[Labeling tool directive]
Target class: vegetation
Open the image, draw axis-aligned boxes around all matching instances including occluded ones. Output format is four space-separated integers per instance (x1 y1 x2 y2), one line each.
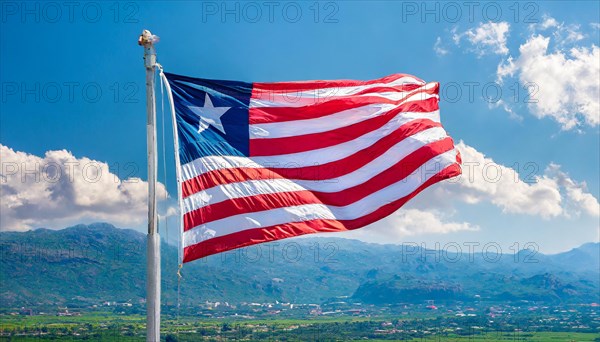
1 223 598 340
1 311 599 341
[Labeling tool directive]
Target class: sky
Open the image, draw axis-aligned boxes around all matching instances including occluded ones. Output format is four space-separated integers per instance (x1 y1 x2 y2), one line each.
1 1 598 254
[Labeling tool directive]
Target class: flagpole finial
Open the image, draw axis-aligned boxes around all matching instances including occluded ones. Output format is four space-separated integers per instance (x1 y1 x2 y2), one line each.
139 30 159 69
138 29 159 46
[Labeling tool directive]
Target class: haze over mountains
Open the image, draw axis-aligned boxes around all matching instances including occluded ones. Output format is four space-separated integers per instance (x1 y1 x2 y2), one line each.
1 223 598 308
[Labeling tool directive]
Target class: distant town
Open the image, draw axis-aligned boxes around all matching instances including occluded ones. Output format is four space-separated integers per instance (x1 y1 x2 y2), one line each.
2 299 599 341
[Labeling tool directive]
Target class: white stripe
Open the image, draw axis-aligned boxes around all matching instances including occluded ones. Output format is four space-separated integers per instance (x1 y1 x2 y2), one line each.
180 155 258 182
183 203 336 248
182 126 448 214
250 92 439 139
182 178 306 214
249 77 427 108
183 149 457 247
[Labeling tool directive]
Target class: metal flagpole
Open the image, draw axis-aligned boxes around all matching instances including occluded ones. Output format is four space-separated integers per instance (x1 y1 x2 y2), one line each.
139 29 160 342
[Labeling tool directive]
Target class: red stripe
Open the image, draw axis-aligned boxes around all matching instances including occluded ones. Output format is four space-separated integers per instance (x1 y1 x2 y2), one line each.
182 139 455 230
184 190 321 231
249 85 438 124
183 219 347 262
181 167 280 200
352 85 423 96
182 164 460 262
250 98 439 156
181 119 443 198
251 73 424 92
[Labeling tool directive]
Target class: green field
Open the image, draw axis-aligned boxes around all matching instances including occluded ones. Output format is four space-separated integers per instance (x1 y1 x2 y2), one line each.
1 313 599 341
397 332 599 341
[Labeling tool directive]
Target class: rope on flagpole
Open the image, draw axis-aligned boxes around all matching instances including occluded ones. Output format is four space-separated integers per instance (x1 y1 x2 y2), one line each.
157 65 185 338
157 64 184 267
158 66 169 247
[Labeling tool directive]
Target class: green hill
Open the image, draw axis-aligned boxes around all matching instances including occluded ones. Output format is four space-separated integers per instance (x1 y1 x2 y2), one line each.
1 223 598 308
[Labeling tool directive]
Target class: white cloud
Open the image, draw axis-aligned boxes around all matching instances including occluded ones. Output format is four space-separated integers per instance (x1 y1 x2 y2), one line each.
450 142 564 217
531 16 584 46
545 164 600 217
165 206 179 217
338 140 598 243
376 209 479 236
0 144 169 231
497 35 600 130
408 142 599 219
491 99 523 121
329 208 478 244
433 37 449 56
538 16 559 30
414 142 562 218
561 26 585 45
454 22 510 56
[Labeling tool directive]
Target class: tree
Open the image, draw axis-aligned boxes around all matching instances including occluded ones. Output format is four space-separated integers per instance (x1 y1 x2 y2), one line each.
165 333 179 342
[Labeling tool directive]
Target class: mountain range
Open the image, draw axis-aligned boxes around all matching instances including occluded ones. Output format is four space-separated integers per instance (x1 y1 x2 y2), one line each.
1 223 598 308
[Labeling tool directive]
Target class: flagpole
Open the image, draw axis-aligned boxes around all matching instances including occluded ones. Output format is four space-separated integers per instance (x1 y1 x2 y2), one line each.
139 29 160 342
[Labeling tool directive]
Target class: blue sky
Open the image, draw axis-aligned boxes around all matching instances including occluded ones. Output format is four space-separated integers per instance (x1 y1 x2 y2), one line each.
1 1 598 254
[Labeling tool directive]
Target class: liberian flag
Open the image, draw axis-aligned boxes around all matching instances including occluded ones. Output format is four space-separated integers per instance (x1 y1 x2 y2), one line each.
164 72 462 263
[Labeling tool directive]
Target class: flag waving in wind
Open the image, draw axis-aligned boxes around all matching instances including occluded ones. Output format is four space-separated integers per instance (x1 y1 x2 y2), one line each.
164 72 462 263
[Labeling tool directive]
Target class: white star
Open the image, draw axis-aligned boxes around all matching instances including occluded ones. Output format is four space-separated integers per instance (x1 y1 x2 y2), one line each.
188 93 231 134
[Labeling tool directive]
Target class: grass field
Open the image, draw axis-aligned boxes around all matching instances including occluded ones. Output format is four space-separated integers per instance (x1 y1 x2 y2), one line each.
394 332 599 341
1 313 598 341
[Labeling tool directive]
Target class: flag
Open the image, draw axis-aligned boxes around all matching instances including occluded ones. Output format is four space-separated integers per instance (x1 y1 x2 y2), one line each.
164 72 462 263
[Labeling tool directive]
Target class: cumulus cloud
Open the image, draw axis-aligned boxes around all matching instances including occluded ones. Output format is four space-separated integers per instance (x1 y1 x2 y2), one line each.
490 99 523 121
530 15 584 46
334 208 478 244
537 16 559 30
448 142 563 217
377 209 479 236
496 16 599 130
0 144 170 231
545 164 600 217
346 140 598 242
433 37 449 56
453 22 510 56
413 141 598 219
